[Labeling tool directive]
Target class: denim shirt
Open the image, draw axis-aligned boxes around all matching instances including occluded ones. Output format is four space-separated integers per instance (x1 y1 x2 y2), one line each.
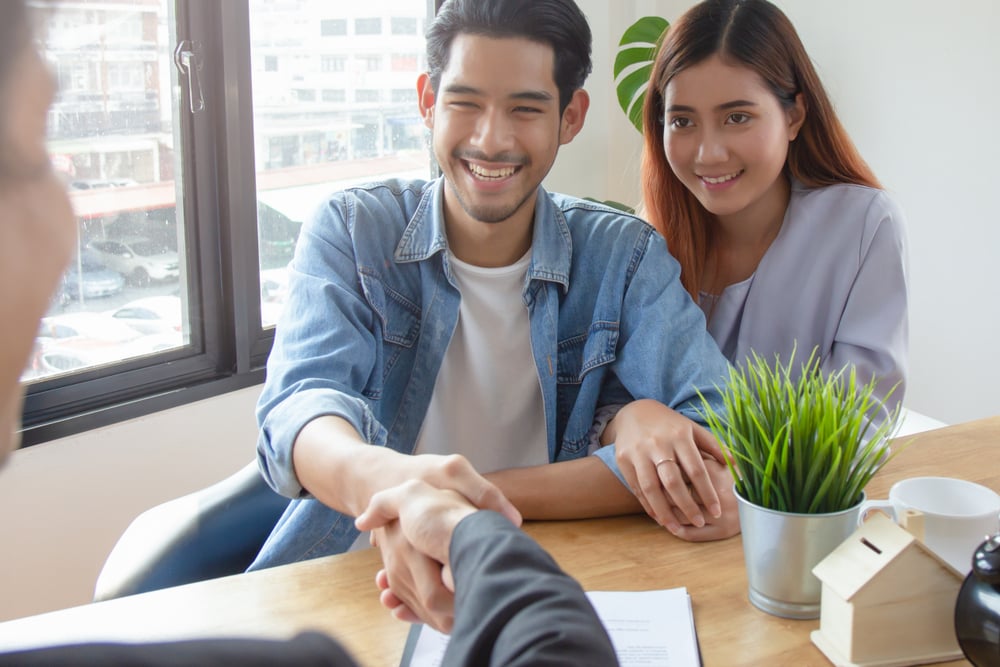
251 178 729 568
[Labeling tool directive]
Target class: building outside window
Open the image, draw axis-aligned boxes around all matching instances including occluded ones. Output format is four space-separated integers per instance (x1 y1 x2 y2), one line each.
391 17 418 35
22 0 432 446
354 17 382 35
358 55 382 71
321 89 346 103
320 55 346 72
391 53 419 72
320 18 347 36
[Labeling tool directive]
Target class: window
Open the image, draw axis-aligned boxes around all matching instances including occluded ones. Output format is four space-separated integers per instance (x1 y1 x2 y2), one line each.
320 19 346 36
391 17 418 35
321 55 345 73
391 54 418 72
22 1 433 446
391 88 417 103
354 17 381 35
358 55 382 72
355 89 381 103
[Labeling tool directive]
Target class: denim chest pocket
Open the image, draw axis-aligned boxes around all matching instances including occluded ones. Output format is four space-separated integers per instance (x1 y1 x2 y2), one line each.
359 271 421 387
556 321 619 384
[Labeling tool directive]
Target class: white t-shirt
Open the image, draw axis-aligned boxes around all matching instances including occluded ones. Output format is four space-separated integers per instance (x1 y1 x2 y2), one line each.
351 249 546 551
414 249 547 471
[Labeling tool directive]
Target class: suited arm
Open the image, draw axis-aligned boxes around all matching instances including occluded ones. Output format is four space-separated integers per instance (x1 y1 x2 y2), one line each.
0 632 356 667
443 511 618 667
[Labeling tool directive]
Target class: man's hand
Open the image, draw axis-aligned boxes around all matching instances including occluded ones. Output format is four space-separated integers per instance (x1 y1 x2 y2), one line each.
604 399 728 534
662 457 741 541
404 453 522 527
356 479 519 633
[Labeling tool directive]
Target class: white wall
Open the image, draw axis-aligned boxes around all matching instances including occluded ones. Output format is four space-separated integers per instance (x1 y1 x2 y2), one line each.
2 0 998 624
0 386 259 622
553 0 1000 425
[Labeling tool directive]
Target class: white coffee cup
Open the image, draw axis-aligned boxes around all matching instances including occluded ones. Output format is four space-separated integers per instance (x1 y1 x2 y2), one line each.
859 476 1000 573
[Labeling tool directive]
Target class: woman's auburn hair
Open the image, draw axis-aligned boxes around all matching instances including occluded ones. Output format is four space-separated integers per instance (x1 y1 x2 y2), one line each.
641 0 880 299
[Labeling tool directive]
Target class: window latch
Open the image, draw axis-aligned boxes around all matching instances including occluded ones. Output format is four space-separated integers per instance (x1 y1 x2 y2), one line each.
173 40 205 113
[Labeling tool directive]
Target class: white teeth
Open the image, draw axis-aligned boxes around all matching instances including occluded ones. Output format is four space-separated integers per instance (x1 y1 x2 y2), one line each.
702 171 742 184
468 163 517 179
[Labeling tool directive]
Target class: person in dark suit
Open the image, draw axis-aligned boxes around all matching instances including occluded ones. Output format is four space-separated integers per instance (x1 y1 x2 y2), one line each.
4 481 616 666
0 1 616 664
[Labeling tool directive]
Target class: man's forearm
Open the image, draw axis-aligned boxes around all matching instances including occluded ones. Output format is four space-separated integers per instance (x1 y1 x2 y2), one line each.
486 456 641 519
292 415 396 518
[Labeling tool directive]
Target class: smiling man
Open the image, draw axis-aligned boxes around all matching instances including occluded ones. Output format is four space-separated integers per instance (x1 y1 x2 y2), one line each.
252 0 733 633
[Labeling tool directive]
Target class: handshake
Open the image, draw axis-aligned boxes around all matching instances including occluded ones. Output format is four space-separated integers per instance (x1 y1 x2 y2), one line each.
354 455 522 634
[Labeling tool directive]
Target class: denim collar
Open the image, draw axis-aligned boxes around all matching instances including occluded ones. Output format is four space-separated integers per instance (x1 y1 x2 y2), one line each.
394 177 571 293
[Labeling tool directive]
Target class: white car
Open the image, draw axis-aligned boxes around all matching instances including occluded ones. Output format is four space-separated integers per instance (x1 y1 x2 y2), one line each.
38 312 143 344
106 296 184 336
87 237 180 285
28 312 182 380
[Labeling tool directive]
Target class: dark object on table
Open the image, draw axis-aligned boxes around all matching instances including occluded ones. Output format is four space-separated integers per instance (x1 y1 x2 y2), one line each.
955 533 1000 666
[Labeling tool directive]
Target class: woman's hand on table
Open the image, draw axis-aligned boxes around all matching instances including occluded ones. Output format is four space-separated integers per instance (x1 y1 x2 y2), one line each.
604 399 732 537
662 457 741 541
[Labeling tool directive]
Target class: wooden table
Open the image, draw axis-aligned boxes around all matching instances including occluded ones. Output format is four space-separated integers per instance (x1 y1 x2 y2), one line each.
1 416 997 665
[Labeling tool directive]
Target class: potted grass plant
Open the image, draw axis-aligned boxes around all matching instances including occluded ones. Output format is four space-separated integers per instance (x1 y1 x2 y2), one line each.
698 347 903 619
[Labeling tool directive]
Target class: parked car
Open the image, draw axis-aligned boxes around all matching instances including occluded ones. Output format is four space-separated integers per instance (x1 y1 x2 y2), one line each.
38 312 143 344
69 178 138 190
58 254 125 302
28 322 184 381
87 237 180 285
29 312 146 379
106 296 183 336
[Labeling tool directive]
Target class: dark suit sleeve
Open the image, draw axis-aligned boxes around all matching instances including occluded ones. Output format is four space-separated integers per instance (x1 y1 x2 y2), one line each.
442 511 618 667
0 630 357 666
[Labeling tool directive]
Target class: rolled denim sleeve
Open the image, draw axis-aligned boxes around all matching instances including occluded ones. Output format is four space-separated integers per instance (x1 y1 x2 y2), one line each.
255 194 387 498
592 228 730 486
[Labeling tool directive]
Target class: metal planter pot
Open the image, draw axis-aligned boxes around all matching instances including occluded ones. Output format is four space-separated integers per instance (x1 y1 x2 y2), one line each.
736 491 865 619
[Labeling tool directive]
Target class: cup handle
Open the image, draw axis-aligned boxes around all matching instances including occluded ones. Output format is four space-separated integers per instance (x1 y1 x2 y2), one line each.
858 499 896 527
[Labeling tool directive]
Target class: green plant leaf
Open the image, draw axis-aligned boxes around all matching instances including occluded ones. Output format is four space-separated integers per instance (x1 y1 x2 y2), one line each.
613 16 669 133
615 65 655 132
698 344 905 514
616 15 670 57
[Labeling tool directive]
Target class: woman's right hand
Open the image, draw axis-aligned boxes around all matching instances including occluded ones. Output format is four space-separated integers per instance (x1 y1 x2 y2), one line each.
604 399 730 535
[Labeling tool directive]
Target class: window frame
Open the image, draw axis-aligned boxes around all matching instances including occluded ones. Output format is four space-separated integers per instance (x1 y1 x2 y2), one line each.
21 1 267 446
21 0 439 448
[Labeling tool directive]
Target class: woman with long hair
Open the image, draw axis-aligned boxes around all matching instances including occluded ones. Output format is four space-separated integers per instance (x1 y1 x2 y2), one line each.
601 0 907 541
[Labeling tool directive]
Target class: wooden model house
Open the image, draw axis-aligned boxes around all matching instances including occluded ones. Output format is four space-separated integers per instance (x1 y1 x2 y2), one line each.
810 512 965 667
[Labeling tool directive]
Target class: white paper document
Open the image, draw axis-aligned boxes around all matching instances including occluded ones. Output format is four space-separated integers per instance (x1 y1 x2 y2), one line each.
400 588 700 667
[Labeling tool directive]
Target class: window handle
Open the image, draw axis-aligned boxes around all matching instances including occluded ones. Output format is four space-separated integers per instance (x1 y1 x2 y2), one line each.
174 40 205 113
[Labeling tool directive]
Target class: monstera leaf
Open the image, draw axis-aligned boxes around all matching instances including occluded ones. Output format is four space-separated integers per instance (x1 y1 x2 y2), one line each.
613 16 669 133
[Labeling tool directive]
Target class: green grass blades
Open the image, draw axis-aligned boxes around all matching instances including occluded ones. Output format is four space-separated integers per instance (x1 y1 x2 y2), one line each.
697 345 903 514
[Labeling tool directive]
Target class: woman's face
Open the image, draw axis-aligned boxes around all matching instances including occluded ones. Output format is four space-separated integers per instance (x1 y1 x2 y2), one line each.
661 54 805 225
0 41 76 463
